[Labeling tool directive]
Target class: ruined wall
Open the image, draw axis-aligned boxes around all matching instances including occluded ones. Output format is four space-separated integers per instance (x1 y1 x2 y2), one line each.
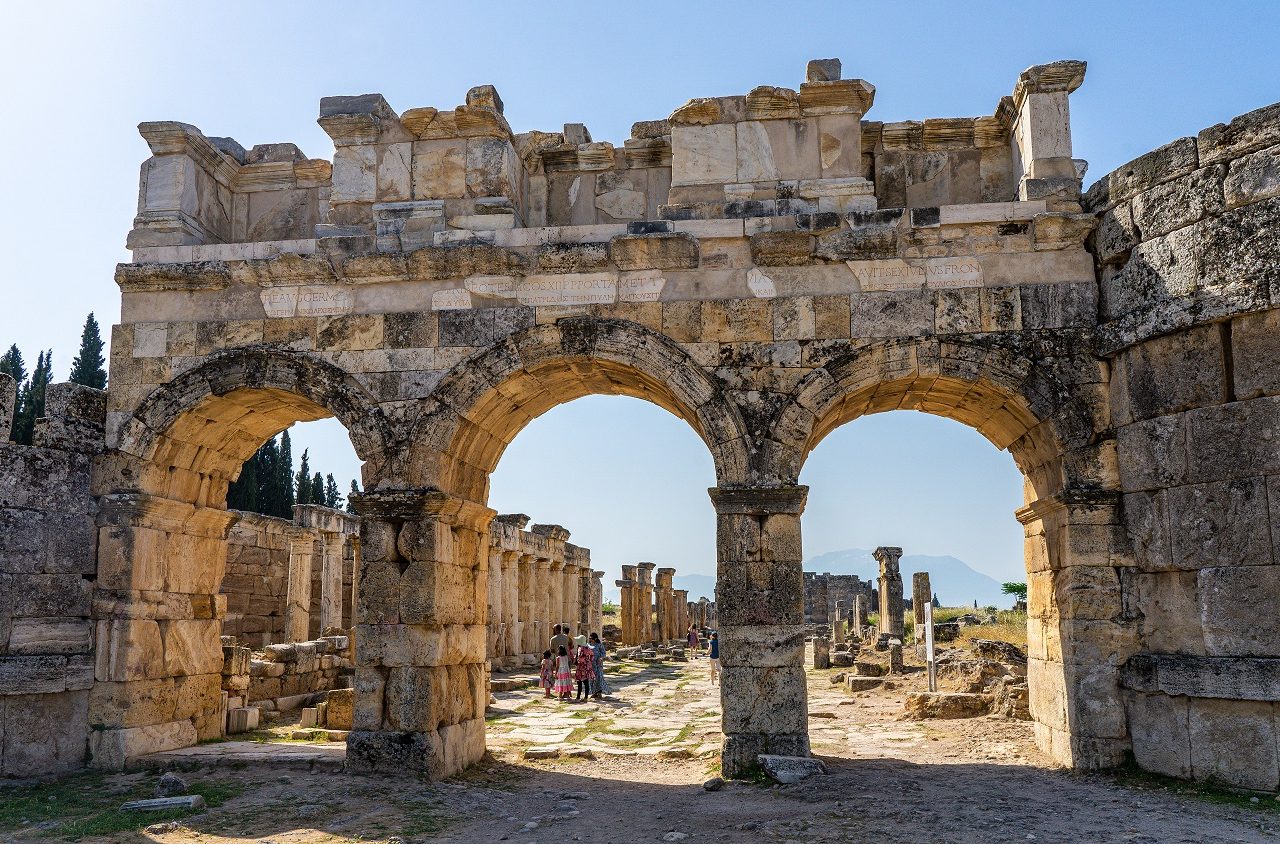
803 572 874 623
0 384 102 776
222 512 294 647
1087 103 1280 792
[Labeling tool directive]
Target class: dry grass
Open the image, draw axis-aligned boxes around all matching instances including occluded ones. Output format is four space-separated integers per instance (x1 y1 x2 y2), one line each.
956 610 1029 648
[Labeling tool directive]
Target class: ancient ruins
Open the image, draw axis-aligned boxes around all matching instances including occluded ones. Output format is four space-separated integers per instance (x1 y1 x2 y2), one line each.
1 55 1278 794
614 563 711 646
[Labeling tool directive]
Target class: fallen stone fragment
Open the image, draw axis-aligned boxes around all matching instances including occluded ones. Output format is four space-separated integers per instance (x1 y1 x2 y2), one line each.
904 691 992 719
703 777 724 791
523 745 561 759
757 754 829 784
662 833 689 841
122 796 206 812
846 677 882 692
155 771 188 797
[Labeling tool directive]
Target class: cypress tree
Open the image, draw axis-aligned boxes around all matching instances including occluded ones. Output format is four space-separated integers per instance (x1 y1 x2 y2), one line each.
310 471 324 507
295 449 312 505
347 480 360 514
14 351 51 445
227 453 259 511
255 437 281 517
279 430 295 512
0 345 26 384
68 313 107 389
324 474 341 508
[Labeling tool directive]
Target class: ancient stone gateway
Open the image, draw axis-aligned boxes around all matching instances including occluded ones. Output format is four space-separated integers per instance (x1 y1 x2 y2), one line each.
4 56 1268 787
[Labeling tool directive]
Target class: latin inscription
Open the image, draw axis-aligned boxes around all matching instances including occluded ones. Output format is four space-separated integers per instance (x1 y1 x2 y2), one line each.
846 258 983 291
261 287 355 318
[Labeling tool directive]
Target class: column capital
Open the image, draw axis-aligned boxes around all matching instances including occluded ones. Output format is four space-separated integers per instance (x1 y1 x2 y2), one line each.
1012 59 1087 108
708 485 808 516
349 488 495 530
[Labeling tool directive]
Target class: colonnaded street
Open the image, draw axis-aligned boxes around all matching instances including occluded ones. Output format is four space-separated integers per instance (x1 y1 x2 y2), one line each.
2 649 1274 843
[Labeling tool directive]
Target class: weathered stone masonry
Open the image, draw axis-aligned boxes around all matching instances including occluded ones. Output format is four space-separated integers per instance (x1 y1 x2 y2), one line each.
2 57 1278 789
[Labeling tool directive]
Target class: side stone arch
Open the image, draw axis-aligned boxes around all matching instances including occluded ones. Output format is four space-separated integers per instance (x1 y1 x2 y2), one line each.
113 347 398 503
407 316 753 501
769 335 1134 770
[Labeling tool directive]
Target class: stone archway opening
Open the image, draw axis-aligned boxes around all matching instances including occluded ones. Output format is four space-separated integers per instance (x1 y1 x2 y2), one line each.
89 351 389 768
784 341 1133 771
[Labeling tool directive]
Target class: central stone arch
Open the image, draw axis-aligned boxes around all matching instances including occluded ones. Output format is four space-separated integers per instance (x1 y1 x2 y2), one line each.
347 317 762 777
771 336 1134 768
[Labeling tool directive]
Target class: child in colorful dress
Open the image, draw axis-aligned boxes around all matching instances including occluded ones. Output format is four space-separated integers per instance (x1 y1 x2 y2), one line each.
554 645 573 700
539 649 554 698
573 635 594 701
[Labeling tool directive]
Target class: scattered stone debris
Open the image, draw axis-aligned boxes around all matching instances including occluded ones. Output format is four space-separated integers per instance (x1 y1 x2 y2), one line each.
122 795 206 812
703 777 724 791
155 771 188 797
904 692 993 720
758 754 829 784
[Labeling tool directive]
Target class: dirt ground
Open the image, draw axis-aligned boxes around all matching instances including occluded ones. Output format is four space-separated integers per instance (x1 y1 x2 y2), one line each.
3 651 1278 843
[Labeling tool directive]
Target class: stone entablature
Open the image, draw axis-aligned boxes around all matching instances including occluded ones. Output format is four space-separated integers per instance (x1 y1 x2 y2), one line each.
486 515 603 667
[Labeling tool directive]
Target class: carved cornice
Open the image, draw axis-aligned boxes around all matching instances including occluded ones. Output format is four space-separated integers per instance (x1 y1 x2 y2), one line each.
709 485 809 516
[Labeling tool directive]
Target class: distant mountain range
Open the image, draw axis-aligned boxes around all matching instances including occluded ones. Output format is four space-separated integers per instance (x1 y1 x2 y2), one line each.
602 549 1008 609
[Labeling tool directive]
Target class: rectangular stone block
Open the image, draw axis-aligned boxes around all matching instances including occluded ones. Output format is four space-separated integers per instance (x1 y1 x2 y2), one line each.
1167 477 1272 570
1124 691 1192 779
0 690 89 776
672 124 737 186
7 618 93 655
1197 564 1280 656
1187 697 1280 791
89 719 197 769
1109 325 1224 426
719 664 807 735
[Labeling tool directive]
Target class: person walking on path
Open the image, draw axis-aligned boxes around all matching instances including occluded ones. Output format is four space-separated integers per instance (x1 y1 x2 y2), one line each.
554 645 573 700
573 635 594 702
686 624 699 657
589 632 610 699
708 631 720 685
538 650 554 698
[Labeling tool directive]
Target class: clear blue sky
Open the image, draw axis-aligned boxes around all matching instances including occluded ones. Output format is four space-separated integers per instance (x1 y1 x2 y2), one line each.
3 1 1277 583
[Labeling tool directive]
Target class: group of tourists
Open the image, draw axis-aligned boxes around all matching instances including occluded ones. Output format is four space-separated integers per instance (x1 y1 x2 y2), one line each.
539 625 611 702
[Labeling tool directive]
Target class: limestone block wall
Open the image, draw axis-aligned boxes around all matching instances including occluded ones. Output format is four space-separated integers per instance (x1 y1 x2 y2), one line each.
222 513 295 646
1087 102 1280 791
0 384 103 777
222 507 358 647
803 572 873 623
246 635 352 708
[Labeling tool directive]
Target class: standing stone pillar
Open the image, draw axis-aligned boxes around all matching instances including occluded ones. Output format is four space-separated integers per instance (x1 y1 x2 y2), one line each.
318 532 344 634
563 561 581 635
912 571 931 646
548 560 566 638
589 571 605 635
347 490 492 779
697 597 709 629
875 546 905 640
502 551 520 662
854 594 869 633
673 589 689 640
518 554 537 657
710 486 810 777
88 494 237 767
284 531 318 642
534 557 553 651
486 546 503 661
832 600 846 645
636 562 656 643
619 564 638 644
655 567 675 642
813 636 831 669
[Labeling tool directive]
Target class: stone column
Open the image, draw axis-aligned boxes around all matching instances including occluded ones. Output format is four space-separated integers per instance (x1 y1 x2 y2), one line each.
832 600 846 645
285 532 318 642
347 490 491 779
875 546 905 640
854 594 869 632
912 572 931 644
1009 60 1087 199
548 560 566 639
710 486 810 777
636 562 656 643
616 575 635 644
502 551 520 662
697 597 709 629
655 567 675 641
673 589 689 640
563 561 580 636
88 494 236 768
589 571 605 635
619 564 638 644
518 554 537 657
535 557 553 651
318 532 344 634
486 545 503 661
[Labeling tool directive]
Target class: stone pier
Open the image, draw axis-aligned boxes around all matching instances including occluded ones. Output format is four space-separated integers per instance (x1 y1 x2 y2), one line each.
875 547 905 641
655 567 676 641
636 563 656 643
